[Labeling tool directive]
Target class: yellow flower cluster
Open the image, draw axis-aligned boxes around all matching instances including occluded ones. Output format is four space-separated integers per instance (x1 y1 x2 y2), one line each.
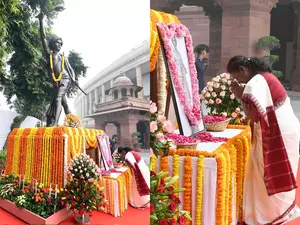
63 113 82 128
150 155 157 172
150 9 181 72
153 125 251 224
195 156 204 225
173 155 180 197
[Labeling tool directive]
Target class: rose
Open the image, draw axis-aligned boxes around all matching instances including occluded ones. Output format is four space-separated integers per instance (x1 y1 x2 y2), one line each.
200 94 205 100
212 92 217 98
204 100 208 104
162 121 174 133
221 112 227 117
208 99 214 104
235 108 241 113
157 184 164 192
220 91 226 97
169 218 176 225
88 178 94 183
169 202 177 211
150 204 155 213
159 218 168 225
216 98 222 104
178 215 186 225
150 121 158 133
207 81 213 87
205 92 211 98
157 114 166 123
208 87 213 92
221 85 226 90
231 112 237 118
155 133 165 142
225 73 231 79
213 82 220 88
230 93 235 99
150 102 157 114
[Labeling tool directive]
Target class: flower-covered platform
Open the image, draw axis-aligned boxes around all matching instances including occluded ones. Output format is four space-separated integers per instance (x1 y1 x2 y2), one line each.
4 127 104 188
151 125 251 225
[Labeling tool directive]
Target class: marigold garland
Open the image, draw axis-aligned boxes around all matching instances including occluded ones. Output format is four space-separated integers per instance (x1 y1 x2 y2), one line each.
172 155 180 197
150 155 157 172
195 155 204 225
183 156 192 225
150 9 181 72
160 156 169 173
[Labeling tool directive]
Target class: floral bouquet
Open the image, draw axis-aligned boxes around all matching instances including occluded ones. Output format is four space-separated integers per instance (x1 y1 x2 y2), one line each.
67 153 101 180
61 153 107 222
150 102 175 157
150 171 191 225
200 73 249 124
63 113 82 128
0 174 64 218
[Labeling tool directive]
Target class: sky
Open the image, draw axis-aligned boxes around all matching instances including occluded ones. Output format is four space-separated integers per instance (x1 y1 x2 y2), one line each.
0 0 149 119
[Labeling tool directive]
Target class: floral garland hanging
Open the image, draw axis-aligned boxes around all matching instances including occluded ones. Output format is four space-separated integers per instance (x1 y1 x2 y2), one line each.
50 50 65 86
157 22 201 126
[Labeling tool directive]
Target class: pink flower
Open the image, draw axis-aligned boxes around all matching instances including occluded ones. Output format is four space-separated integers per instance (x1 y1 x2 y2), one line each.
201 89 206 94
220 73 225 78
208 87 213 92
162 121 174 133
200 94 205 100
221 85 226 90
230 93 235 99
157 114 166 123
205 92 211 98
155 133 165 142
150 148 153 157
220 91 226 97
150 102 157 114
216 98 222 104
88 178 94 183
221 112 227 117
231 112 237 118
207 81 213 87
204 100 208 104
213 82 220 88
227 80 231 85
212 92 217 98
235 108 241 113
208 99 214 104
150 121 158 132
225 73 231 79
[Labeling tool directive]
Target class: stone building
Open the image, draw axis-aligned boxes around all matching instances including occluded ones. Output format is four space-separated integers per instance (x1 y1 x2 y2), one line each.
74 41 150 148
151 0 300 90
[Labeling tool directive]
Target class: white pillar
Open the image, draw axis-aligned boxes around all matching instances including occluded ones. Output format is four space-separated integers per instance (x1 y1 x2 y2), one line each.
136 66 143 99
81 99 84 119
102 85 105 103
88 92 92 115
94 88 98 105
110 79 114 88
83 97 86 117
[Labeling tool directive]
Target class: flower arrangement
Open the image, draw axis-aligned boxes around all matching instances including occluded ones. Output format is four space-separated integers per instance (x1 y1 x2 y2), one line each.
60 153 107 222
204 115 227 124
150 102 175 157
150 171 191 225
167 132 228 144
200 73 241 115
64 113 82 128
0 174 64 218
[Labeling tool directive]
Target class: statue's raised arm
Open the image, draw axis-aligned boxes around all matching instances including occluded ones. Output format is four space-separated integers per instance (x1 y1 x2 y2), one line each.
37 12 49 58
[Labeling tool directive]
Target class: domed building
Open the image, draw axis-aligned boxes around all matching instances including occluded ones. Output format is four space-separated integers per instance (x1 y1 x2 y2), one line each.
74 41 149 148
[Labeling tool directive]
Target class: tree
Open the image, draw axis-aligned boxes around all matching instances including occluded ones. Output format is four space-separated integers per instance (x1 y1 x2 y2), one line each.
0 0 87 120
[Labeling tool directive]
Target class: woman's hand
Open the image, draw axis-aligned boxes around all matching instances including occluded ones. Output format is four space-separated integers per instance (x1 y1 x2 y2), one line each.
230 80 244 99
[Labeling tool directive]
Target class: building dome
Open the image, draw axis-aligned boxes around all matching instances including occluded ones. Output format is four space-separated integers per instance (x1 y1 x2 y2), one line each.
113 75 133 87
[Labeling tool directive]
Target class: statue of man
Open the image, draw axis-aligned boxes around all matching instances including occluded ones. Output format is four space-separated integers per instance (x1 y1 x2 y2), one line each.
37 12 78 127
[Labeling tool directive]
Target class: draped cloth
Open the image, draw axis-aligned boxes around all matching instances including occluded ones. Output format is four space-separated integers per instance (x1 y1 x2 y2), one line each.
125 151 150 208
241 73 300 224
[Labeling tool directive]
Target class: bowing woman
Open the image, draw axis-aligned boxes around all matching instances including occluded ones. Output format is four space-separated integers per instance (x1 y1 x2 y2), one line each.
227 56 300 225
118 147 150 208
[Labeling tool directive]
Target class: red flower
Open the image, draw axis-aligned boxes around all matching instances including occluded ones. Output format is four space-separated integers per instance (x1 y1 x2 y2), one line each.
169 218 176 225
151 171 156 176
160 179 165 185
175 196 181 204
169 194 176 200
159 218 168 225
150 204 155 213
92 197 96 201
168 186 174 191
157 184 164 192
47 199 51 203
82 195 86 199
178 215 186 225
71 201 76 205
169 202 177 212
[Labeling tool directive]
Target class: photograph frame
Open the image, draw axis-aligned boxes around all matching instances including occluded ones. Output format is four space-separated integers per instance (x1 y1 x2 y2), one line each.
157 22 205 137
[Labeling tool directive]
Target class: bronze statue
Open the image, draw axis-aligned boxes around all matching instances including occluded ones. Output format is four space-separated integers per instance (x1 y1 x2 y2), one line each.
37 12 78 127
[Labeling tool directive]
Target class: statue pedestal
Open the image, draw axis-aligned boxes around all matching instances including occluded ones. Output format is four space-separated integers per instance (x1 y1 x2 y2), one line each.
4 127 104 188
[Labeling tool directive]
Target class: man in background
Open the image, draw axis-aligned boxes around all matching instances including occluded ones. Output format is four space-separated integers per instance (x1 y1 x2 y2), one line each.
195 44 209 93
109 135 117 155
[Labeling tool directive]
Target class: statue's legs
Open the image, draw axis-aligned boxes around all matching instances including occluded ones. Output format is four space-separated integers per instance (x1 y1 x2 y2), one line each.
62 95 71 115
53 86 67 126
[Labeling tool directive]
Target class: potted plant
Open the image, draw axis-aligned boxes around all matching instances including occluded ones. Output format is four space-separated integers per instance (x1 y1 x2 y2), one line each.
60 153 107 225
256 36 283 79
150 171 191 225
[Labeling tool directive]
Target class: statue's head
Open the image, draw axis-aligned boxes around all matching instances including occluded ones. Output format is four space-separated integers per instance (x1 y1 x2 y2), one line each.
49 36 63 52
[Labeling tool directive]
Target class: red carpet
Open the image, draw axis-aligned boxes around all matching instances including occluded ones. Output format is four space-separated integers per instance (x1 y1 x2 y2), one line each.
0 206 149 225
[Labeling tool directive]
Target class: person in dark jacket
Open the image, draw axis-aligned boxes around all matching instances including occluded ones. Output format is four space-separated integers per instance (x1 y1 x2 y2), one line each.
195 44 209 93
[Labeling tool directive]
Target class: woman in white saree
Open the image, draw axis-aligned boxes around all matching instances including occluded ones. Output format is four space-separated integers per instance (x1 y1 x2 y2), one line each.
118 147 150 208
227 56 300 225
